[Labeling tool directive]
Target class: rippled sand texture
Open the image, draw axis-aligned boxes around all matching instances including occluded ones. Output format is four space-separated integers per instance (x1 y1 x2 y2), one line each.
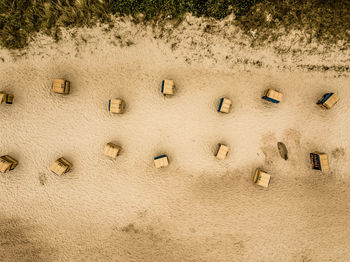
0 16 349 261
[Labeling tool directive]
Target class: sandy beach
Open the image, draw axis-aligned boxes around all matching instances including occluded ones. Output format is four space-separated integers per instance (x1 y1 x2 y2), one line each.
0 16 350 261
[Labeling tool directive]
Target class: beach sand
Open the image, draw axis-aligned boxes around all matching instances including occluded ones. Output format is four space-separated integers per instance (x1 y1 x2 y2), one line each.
0 15 349 261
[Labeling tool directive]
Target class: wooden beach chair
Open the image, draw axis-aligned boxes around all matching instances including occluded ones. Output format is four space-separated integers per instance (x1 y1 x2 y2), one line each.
317 93 339 109
52 79 70 94
262 88 283 103
154 154 169 168
0 155 18 173
310 152 329 171
216 144 229 160
161 80 175 96
108 99 125 114
218 98 232 113
50 157 73 175
0 92 14 104
103 142 121 159
253 169 271 188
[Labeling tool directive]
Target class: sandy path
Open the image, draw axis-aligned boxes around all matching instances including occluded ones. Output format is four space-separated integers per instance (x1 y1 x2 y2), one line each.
0 17 350 261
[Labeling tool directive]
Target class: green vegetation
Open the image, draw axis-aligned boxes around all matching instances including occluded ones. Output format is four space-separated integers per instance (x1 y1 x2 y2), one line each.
0 0 349 49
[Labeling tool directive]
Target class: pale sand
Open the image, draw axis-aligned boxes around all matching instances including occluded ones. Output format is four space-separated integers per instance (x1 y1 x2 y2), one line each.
0 15 350 261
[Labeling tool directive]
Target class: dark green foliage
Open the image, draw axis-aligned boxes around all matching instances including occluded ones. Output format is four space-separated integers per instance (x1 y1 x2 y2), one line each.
0 0 348 49
107 0 258 19
0 0 46 49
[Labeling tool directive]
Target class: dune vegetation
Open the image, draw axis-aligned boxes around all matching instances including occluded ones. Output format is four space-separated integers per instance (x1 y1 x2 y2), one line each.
0 0 349 49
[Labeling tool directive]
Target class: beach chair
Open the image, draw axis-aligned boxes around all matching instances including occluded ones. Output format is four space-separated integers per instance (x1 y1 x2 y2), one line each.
103 142 121 159
0 93 14 104
317 93 339 109
262 89 283 103
108 99 125 114
50 157 73 175
0 155 18 173
161 80 175 96
6 94 14 104
253 169 271 188
310 152 329 171
154 154 169 168
0 92 4 104
52 79 70 94
216 144 229 160
218 98 232 113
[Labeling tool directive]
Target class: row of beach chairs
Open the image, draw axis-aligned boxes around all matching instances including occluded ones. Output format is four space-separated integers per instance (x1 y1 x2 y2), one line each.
1 79 340 111
0 147 330 188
